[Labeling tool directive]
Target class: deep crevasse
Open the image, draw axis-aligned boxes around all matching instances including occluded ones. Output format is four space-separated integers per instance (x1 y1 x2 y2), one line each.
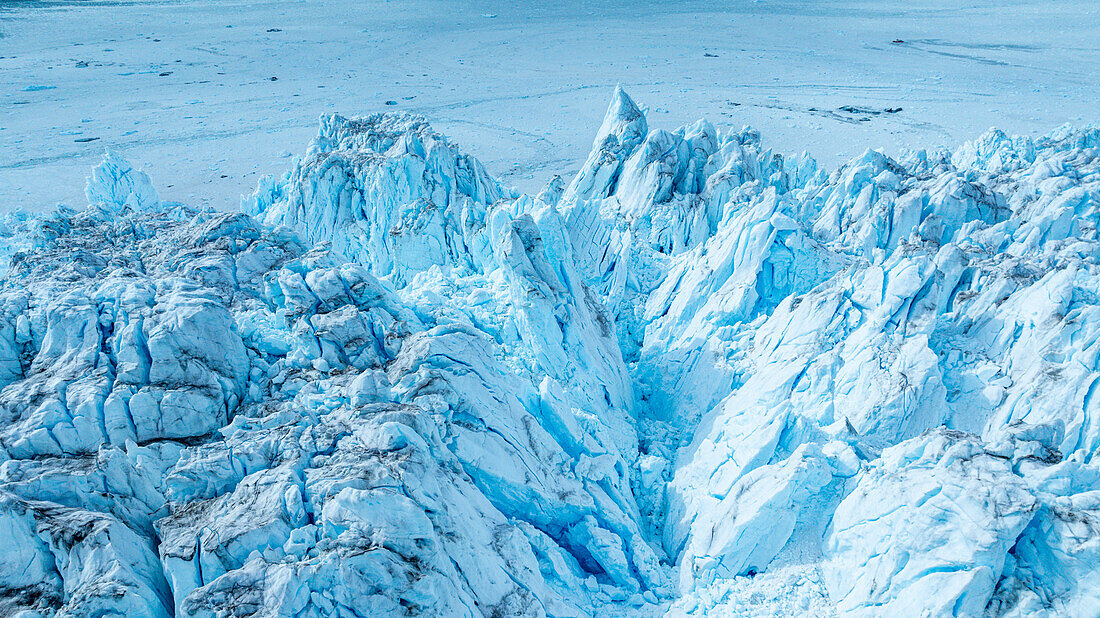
0 88 1097 617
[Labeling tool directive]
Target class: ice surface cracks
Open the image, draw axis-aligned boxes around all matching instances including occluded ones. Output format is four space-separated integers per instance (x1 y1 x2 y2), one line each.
0 90 1099 616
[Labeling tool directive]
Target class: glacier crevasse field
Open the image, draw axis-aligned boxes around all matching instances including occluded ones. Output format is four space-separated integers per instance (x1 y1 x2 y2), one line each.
0 88 1098 616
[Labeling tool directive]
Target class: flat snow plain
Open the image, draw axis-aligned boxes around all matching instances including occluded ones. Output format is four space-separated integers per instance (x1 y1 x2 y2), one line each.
1 0 1098 210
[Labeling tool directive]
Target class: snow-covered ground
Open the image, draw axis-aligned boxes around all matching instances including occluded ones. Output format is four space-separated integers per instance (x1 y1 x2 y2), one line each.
2 0 1098 211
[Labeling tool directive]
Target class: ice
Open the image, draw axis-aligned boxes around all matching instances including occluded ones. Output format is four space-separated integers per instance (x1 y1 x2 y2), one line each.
248 113 513 287
679 443 833 592
821 429 1037 616
994 484 1100 617
84 149 160 213
1 91 1099 616
562 85 649 206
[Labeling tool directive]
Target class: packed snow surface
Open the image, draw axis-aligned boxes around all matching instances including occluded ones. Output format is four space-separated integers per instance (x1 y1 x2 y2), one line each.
2 0 1099 210
2 88 1100 617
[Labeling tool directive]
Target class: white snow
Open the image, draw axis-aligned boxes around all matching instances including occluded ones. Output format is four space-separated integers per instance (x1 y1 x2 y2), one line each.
2 0 1098 211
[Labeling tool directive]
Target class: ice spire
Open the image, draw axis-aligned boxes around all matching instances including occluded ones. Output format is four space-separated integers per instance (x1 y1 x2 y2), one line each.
85 149 160 212
561 85 649 205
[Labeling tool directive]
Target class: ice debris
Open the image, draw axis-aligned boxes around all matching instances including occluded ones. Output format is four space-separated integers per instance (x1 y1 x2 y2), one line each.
0 92 1097 617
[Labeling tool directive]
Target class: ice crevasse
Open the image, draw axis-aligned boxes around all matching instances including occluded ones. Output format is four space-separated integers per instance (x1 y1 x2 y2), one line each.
0 87 1098 617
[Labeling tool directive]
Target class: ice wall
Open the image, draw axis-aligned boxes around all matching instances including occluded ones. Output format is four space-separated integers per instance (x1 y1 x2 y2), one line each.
0 90 1098 617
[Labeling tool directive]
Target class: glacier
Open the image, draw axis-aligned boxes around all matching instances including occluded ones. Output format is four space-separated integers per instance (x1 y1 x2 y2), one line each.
0 87 1098 617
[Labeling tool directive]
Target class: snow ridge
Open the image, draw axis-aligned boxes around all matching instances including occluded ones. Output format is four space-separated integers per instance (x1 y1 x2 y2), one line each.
0 90 1098 617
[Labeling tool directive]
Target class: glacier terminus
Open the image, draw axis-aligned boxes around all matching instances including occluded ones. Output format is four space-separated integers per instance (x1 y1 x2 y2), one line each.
0 87 1098 617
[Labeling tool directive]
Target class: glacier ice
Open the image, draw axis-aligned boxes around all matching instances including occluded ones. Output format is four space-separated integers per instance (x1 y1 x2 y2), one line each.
1 89 1099 616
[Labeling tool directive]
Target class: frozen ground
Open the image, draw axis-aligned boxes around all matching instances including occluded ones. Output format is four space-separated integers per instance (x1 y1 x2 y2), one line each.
1 0 1098 211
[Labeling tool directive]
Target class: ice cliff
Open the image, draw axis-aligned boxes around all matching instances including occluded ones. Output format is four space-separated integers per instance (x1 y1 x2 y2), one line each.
0 88 1098 617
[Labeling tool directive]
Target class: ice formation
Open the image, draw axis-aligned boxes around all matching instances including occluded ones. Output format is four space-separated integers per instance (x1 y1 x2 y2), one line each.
1 88 1099 617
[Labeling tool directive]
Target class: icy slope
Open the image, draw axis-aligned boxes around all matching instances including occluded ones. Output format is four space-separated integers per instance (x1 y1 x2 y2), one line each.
0 90 1099 617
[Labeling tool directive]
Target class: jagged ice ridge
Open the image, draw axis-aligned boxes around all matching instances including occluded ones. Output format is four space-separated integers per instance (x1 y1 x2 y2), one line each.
0 87 1098 617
